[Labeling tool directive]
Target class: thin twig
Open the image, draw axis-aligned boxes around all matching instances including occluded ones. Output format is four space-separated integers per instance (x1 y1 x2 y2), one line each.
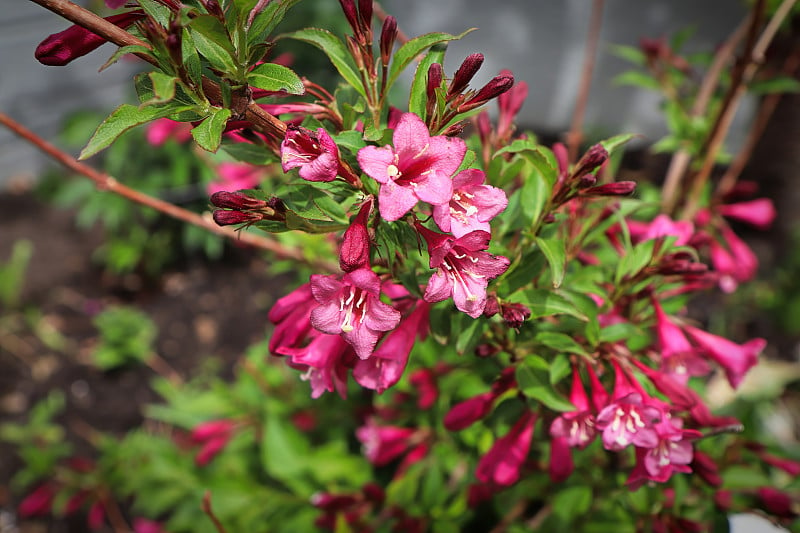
202 491 229 533
660 17 750 213
682 0 797 219
565 0 605 163
716 46 800 196
0 112 336 270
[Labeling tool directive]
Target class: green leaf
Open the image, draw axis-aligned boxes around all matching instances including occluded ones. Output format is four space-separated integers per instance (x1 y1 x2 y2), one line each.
247 0 302 47
247 63 304 94
600 133 637 157
612 70 661 90
549 353 571 385
749 76 800 95
387 29 475 92
282 28 365 98
79 104 188 159
191 107 232 152
552 486 593 522
409 47 446 118
146 71 177 104
455 315 484 355
614 238 656 284
509 289 589 321
100 44 153 72
284 211 348 233
190 15 237 73
535 237 566 288
221 141 275 164
534 331 589 356
516 359 575 412
261 417 312 493
609 44 647 66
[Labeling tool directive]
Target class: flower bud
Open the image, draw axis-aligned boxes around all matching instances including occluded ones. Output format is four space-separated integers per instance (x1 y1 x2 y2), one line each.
339 197 373 272
212 210 264 226
581 181 637 197
500 302 531 330
571 144 609 181
457 74 515 112
447 53 484 99
338 0 360 37
210 191 268 210
380 16 397 67
426 63 444 119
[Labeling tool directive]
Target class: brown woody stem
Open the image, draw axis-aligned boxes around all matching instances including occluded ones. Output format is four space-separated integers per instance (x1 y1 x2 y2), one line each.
0 112 335 269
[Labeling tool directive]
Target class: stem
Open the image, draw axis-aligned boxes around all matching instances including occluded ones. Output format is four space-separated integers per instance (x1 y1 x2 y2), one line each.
202 491 229 533
716 46 800 196
0 112 335 270
660 17 749 213
565 0 605 163
682 0 796 219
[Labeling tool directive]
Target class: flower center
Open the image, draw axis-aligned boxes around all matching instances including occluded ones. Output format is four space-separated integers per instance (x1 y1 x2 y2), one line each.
339 285 367 332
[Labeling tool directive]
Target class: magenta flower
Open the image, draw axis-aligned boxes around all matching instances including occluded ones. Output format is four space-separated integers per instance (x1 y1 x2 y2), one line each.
356 418 416 466
652 298 710 384
683 324 765 389
496 69 528 141
278 333 351 398
310 269 401 359
719 198 776 230
267 283 316 354
416 224 510 318
476 411 536 487
595 362 661 451
353 302 428 393
432 169 508 237
281 126 340 182
628 214 694 246
35 11 144 66
146 118 192 146
357 113 466 221
642 417 698 481
207 162 264 195
18 483 55 518
548 436 575 482
710 226 758 293
444 392 496 431
190 419 236 466
339 197 373 273
133 518 167 533
549 366 597 449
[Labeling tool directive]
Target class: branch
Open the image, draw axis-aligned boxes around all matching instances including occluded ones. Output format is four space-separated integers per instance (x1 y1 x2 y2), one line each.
0 112 335 270
202 492 229 533
565 0 605 163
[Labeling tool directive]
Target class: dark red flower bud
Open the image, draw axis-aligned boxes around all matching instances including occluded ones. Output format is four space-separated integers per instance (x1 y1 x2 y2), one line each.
691 451 722 487
357 0 373 38
448 53 484 98
441 122 466 137
500 302 531 330
338 0 360 37
201 0 225 20
18 484 55 518
475 343 500 358
571 144 609 181
577 175 598 189
714 490 733 510
426 63 444 119
457 74 515 112
362 482 385 505
444 392 494 431
339 197 373 272
757 487 796 518
35 11 144 66
483 295 500 317
212 210 264 226
582 181 637 197
380 16 398 67
210 191 268 210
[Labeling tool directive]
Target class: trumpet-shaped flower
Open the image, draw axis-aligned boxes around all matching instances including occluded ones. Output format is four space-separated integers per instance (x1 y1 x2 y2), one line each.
416 224 510 318
432 169 508 237
310 269 401 359
281 126 340 182
358 113 466 221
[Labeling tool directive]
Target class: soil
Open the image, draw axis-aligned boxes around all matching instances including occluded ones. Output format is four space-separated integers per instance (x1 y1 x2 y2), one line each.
0 186 285 532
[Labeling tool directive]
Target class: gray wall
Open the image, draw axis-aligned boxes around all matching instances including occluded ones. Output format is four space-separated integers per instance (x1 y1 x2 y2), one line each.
1 1 750 186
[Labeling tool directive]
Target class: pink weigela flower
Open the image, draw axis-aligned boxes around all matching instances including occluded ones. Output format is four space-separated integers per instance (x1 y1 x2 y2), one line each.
432 168 508 237
281 126 340 182
357 112 466 221
416 223 510 318
310 269 401 359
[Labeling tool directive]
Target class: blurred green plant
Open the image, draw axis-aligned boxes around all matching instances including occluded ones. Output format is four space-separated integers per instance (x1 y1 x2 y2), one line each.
90 306 158 371
0 240 33 309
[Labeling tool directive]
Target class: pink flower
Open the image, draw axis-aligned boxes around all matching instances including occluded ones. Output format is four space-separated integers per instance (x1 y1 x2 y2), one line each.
444 392 495 431
710 226 759 292
409 368 439 409
133 518 167 533
18 483 55 518
628 214 694 246
190 419 236 466
353 302 428 393
652 299 710 384
357 113 466 221
475 411 536 487
146 118 192 146
356 418 416 466
416 224 510 318
549 366 597 449
548 436 575 482
639 417 698 483
281 126 340 182
267 283 316 354
496 69 528 141
88 501 106 530
432 169 508 237
278 333 351 398
207 162 264 195
35 11 144 66
310 269 401 359
719 198 776 230
683 325 765 389
595 363 661 451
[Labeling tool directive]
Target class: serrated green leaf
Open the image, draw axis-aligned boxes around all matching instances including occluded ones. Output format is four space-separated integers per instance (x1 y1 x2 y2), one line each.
79 104 189 159
247 63 304 94
387 29 475 92
191 107 232 152
282 28 365 98
190 15 237 73
100 44 153 72
535 237 566 288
